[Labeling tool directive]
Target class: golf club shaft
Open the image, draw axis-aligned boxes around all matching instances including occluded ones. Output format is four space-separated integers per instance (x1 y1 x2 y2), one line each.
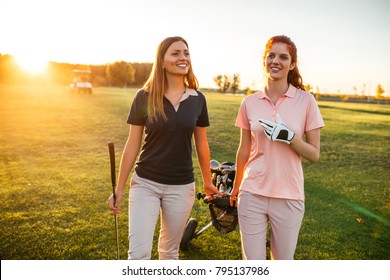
114 215 119 259
108 142 120 260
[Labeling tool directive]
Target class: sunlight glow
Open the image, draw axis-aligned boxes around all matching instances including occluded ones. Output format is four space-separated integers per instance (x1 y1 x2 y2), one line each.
1 0 389 94
14 54 48 74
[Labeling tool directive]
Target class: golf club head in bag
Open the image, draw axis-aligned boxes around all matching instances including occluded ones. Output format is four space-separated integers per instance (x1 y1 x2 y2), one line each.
211 161 236 195
209 160 238 234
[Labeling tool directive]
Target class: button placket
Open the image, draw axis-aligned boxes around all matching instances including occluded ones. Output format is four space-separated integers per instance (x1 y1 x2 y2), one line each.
273 96 286 121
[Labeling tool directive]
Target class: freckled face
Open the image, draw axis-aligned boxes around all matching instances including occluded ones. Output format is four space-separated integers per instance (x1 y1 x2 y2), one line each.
162 41 191 76
265 42 295 82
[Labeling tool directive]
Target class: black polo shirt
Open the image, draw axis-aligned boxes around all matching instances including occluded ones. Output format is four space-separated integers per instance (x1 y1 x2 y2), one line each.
127 88 210 185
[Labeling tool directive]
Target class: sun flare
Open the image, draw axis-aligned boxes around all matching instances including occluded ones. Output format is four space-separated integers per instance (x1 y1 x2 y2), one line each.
14 54 48 74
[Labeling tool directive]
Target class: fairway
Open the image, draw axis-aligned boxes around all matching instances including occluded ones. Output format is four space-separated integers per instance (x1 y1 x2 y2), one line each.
0 84 389 260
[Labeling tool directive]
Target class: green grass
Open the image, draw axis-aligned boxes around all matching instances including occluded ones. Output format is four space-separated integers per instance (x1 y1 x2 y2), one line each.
0 84 389 260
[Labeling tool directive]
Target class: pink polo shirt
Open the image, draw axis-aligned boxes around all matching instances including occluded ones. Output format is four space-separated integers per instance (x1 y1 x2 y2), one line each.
235 84 324 201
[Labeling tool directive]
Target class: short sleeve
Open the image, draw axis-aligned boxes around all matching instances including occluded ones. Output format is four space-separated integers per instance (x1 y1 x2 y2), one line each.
305 94 325 131
127 89 148 125
235 97 250 130
196 92 210 127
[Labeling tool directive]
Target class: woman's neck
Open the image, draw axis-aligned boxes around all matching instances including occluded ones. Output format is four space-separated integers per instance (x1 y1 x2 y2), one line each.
266 80 289 98
166 76 186 95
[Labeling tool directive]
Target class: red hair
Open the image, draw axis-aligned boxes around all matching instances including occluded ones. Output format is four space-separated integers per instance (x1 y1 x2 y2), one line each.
263 35 305 90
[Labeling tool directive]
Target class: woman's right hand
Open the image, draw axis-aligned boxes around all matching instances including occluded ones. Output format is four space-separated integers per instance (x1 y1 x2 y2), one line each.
229 187 239 207
108 189 123 215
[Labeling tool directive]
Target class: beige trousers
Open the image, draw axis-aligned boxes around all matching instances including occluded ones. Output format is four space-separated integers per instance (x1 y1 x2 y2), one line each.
128 172 195 260
238 191 305 260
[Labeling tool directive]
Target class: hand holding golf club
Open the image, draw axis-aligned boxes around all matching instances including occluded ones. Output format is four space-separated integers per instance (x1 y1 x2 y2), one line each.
259 113 295 144
108 191 123 215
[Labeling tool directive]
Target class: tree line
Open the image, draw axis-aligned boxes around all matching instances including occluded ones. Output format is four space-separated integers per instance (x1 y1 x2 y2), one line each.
0 53 242 92
0 54 153 87
1 53 386 99
0 53 244 93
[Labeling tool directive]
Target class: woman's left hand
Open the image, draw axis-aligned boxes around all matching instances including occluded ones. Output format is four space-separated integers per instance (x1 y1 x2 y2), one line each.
203 182 222 198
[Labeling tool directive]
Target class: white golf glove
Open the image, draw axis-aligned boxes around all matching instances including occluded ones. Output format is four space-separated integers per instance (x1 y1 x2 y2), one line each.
259 113 295 144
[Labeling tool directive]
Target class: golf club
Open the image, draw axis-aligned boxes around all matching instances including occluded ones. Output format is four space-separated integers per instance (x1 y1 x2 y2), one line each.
108 142 120 260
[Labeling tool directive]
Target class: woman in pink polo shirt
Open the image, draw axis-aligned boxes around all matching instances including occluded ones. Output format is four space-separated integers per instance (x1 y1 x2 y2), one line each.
230 35 325 260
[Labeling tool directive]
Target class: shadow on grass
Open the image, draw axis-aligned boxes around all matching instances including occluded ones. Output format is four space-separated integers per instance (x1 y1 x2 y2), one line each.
303 181 390 259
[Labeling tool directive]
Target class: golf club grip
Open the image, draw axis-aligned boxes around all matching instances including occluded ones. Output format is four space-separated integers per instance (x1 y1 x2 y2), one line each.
108 142 116 189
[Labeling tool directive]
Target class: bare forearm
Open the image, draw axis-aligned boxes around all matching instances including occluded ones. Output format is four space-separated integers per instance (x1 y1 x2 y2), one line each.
232 128 251 192
194 133 212 185
194 127 221 196
116 142 140 191
290 129 321 162
116 125 143 191
233 146 249 189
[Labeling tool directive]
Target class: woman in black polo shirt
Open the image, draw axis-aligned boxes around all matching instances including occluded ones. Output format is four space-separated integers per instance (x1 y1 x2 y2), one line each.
108 36 220 260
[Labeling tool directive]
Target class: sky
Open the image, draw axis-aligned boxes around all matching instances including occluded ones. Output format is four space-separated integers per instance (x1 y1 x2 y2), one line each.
1 0 389 95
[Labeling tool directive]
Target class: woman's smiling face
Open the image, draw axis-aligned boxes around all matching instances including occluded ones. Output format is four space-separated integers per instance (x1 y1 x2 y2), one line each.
162 40 191 76
265 42 295 82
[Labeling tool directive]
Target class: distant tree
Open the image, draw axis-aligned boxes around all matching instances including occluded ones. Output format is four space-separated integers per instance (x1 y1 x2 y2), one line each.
214 75 223 92
361 83 366 96
245 87 253 95
92 76 108 87
106 61 135 87
353 86 358 95
47 61 74 85
214 74 240 93
305 84 313 93
222 75 231 93
315 86 321 101
90 64 108 86
230 74 240 93
131 62 153 86
376 84 385 99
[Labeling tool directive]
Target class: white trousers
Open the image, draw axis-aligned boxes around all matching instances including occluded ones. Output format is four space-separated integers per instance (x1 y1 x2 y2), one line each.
128 172 195 260
238 191 305 260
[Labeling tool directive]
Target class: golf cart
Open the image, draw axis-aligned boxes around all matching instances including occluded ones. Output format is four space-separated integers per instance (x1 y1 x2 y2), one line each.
70 69 93 94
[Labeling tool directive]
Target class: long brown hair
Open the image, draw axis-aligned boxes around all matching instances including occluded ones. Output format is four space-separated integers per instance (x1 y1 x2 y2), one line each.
143 36 199 122
263 35 305 90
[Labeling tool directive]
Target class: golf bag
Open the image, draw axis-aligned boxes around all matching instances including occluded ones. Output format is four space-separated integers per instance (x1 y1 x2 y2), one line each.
179 160 238 251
